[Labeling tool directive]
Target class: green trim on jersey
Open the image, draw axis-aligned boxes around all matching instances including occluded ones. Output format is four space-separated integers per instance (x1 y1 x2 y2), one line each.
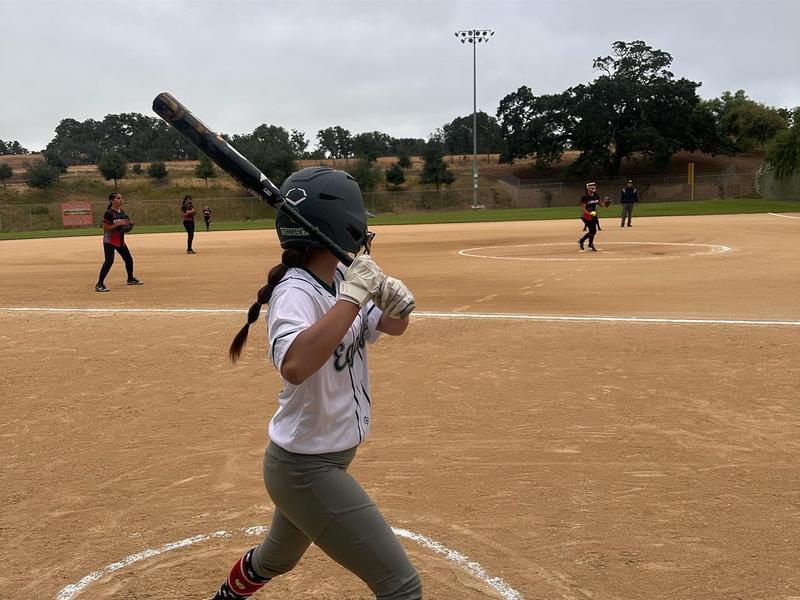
301 267 336 297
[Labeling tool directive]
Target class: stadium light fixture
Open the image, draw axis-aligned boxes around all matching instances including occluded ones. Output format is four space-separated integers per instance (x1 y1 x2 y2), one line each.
454 29 495 209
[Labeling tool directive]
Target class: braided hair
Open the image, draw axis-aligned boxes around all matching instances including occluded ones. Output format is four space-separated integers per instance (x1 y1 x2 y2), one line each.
229 247 309 362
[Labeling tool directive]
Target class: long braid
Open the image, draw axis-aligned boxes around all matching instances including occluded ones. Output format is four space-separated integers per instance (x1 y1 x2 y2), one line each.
229 247 308 362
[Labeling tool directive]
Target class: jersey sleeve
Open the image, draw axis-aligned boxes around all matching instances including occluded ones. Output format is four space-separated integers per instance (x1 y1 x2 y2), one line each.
103 209 114 225
267 285 322 371
362 301 383 344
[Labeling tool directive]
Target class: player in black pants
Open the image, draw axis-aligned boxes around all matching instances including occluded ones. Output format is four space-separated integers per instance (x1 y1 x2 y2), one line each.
578 183 602 251
181 195 197 253
95 192 143 292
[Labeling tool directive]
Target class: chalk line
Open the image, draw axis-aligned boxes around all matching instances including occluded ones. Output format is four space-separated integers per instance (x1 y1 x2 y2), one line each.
55 525 523 600
458 241 731 262
2 306 798 326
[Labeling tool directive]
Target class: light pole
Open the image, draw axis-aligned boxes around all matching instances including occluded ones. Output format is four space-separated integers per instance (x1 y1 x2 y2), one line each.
455 29 494 209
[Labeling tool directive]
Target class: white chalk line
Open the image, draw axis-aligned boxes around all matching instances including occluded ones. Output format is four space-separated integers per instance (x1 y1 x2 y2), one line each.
458 241 732 262
55 525 523 600
768 212 800 219
2 306 798 326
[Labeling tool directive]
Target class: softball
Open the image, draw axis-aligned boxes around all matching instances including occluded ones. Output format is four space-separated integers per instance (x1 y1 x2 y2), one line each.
590 211 597 217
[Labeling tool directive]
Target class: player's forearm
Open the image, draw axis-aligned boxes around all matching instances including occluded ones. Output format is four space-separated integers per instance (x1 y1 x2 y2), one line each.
280 301 360 384
377 313 409 336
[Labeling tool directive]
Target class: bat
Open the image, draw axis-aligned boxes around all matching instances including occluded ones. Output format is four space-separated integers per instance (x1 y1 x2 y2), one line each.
152 92 353 266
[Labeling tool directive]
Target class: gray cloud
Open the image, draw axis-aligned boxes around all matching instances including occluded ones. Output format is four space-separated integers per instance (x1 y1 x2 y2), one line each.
1 0 798 151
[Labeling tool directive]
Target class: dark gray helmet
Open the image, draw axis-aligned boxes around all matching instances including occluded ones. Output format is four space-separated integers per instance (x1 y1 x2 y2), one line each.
276 167 371 254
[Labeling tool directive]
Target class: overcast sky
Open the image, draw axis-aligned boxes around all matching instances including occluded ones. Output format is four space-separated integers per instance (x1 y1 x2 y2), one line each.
2 0 798 151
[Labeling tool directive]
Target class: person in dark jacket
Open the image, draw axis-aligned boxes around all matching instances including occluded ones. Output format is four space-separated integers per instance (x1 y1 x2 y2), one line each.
620 180 639 227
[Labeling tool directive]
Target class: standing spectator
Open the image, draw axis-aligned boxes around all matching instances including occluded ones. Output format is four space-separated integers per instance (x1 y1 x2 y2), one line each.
620 179 639 227
95 192 143 292
181 194 197 253
202 205 212 231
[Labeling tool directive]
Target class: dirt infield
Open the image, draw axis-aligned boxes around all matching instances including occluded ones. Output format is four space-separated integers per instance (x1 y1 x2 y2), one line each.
1 214 799 599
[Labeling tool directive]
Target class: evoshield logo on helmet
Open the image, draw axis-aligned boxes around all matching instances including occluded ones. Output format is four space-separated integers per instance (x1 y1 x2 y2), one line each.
283 187 308 207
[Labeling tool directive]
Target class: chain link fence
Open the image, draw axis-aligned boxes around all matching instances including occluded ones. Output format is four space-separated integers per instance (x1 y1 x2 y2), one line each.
501 172 758 208
0 172 760 233
0 189 510 233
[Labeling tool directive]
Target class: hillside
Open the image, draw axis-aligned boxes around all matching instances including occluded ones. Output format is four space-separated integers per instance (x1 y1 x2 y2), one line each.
0 150 766 205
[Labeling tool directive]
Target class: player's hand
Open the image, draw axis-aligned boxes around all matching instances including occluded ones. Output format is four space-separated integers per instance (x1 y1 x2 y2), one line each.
338 255 385 307
376 276 415 319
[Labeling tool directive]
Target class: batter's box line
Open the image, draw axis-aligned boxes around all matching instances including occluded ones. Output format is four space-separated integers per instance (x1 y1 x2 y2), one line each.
55 525 524 600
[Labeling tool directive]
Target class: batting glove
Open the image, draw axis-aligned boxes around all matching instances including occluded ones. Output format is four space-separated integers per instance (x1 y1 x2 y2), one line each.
376 276 416 319
338 255 386 307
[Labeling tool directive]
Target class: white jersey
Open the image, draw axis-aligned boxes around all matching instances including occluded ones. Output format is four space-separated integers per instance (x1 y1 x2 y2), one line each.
266 265 383 454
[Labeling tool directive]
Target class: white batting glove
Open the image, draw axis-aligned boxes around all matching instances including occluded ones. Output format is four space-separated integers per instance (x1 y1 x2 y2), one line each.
338 255 386 307
376 276 416 319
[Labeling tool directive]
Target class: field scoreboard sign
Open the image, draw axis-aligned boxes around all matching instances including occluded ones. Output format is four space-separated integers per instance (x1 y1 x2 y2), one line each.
61 202 93 227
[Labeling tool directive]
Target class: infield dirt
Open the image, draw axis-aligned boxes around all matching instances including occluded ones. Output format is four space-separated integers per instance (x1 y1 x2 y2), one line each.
1 214 798 599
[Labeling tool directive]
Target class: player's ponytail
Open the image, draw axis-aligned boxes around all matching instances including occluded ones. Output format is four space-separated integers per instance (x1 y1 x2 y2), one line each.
229 247 309 363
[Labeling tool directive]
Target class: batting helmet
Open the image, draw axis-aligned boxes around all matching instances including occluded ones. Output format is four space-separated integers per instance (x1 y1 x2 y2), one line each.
276 167 372 254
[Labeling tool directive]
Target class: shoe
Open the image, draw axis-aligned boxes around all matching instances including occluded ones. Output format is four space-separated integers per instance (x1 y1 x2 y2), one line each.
95 283 109 292
187 249 197 254
621 224 625 227
588 247 598 252
127 278 144 285
627 223 632 227
578 238 585 251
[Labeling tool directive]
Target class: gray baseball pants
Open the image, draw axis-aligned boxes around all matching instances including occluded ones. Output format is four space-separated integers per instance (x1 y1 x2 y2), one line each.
621 203 634 225
250 441 422 599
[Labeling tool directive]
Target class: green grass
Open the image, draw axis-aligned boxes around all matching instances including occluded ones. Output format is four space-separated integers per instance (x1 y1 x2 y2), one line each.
1 198 797 241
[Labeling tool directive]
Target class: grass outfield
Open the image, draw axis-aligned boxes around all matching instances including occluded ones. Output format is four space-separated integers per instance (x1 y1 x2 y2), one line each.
1 198 798 241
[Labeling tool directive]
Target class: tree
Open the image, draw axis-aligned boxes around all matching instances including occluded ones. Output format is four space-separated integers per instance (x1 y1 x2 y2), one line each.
765 109 800 180
349 158 382 192
43 113 198 166
290 129 309 158
420 138 455 189
708 90 789 152
352 131 393 162
385 163 405 189
98 151 127 189
43 150 69 174
496 86 568 167
397 150 412 169
316 127 338 159
25 162 60 190
0 163 12 189
570 40 706 174
496 41 712 175
231 124 296 184
132 163 143 174
442 112 503 157
391 138 426 157
0 140 29 155
148 161 168 180
195 154 216 186
316 126 352 161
